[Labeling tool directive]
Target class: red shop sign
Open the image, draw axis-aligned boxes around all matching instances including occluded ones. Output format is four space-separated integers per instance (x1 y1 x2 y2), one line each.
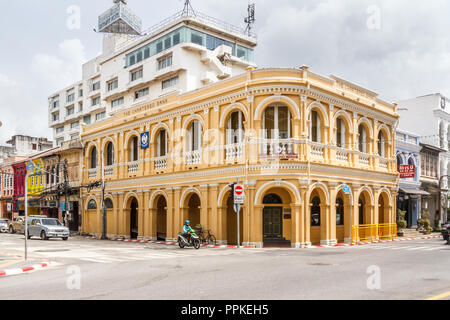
399 165 415 178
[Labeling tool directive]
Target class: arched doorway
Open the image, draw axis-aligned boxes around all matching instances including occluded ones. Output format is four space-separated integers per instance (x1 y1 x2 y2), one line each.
357 190 373 241
262 189 292 247
130 198 138 239
156 196 167 241
187 194 201 228
104 197 114 235
226 196 243 245
335 193 345 242
308 187 329 245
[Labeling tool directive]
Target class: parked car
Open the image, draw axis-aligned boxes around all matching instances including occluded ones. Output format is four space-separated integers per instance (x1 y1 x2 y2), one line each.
0 219 9 233
9 215 48 234
27 218 69 241
8 217 25 234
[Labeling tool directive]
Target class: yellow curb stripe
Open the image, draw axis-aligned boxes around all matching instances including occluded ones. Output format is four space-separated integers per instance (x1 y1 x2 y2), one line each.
427 291 450 301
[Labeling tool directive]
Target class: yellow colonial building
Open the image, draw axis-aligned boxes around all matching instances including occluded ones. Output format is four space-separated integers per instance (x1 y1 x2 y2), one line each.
80 67 399 247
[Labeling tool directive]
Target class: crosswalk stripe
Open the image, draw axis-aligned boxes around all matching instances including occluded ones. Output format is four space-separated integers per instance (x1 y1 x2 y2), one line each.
81 258 114 264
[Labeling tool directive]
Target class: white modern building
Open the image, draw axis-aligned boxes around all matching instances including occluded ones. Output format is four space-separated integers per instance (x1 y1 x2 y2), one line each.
2 135 53 158
398 93 450 225
48 1 257 146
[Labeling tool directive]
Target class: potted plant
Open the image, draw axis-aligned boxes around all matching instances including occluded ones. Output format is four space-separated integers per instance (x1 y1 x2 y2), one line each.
397 209 407 237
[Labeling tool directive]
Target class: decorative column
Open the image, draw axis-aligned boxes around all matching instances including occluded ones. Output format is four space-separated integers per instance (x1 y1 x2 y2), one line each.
327 182 338 246
142 190 150 240
243 180 256 247
113 192 119 238
209 184 219 238
199 184 209 229
117 192 125 237
170 187 182 241
351 184 360 243
299 180 310 247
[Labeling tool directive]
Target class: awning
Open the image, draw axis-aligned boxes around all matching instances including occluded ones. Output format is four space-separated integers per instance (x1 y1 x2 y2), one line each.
399 188 430 196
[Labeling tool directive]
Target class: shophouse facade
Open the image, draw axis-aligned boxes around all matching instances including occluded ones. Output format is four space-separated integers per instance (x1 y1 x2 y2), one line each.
80 67 399 247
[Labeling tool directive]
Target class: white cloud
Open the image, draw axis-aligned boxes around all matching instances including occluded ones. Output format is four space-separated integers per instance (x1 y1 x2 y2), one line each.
31 39 86 92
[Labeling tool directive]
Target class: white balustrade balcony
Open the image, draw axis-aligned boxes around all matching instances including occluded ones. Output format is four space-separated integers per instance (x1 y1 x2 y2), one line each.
378 158 388 169
104 166 114 177
259 140 297 160
128 161 139 174
88 169 97 179
336 149 350 162
186 150 202 165
225 143 244 161
310 143 325 160
154 156 168 170
359 155 370 167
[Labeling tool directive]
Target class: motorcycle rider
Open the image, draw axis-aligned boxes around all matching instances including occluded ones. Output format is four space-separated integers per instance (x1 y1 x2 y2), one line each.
182 220 195 244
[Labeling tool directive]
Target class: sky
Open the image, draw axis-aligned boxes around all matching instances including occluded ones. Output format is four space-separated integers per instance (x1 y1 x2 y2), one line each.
0 0 449 145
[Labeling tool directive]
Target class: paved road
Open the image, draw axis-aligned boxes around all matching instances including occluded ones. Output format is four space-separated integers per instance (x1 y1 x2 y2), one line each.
0 233 449 300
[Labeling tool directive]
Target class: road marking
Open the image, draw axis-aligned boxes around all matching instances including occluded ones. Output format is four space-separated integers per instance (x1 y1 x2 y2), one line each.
427 291 450 300
389 246 413 250
423 247 442 251
406 246 429 251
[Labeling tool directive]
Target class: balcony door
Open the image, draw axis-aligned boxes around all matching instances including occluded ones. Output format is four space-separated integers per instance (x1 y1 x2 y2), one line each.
262 105 291 140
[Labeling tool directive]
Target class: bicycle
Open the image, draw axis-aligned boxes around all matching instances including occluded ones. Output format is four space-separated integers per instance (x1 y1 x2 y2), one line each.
197 228 217 246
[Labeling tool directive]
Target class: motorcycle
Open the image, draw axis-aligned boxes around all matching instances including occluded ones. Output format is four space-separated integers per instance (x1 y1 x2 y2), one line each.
178 231 201 249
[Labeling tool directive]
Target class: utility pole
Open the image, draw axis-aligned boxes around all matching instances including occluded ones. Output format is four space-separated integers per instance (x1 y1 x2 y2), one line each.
101 151 107 240
63 160 69 228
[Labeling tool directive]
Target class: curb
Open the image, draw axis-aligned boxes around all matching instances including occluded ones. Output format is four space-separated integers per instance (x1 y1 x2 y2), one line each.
106 237 257 249
349 235 442 247
82 234 442 249
0 261 51 277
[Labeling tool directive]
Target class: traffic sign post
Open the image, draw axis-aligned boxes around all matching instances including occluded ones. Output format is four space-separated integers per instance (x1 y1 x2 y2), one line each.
24 161 36 261
233 180 245 248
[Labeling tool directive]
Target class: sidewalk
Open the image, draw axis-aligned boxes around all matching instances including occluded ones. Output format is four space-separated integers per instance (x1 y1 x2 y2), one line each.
0 253 51 277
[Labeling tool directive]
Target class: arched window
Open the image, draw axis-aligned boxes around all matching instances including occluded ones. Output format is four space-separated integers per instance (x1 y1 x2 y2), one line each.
104 198 114 209
157 130 168 157
336 197 344 226
358 125 367 153
106 142 114 166
335 117 346 148
90 147 97 169
188 120 202 152
227 111 245 145
309 110 321 143
263 194 283 204
378 131 386 157
311 197 321 226
397 155 403 170
129 136 139 162
87 199 97 210
56 164 60 184
263 105 291 140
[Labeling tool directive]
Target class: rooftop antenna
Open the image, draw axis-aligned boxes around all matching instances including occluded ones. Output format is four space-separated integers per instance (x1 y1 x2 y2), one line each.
244 3 255 36
182 0 196 17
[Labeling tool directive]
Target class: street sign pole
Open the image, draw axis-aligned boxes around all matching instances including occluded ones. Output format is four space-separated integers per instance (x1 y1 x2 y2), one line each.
236 178 240 249
24 172 28 261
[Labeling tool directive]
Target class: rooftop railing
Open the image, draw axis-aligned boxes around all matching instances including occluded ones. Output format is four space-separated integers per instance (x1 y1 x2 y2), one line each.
113 9 257 53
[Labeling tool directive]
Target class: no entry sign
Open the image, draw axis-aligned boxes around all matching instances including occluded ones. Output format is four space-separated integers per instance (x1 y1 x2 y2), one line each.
234 184 245 204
